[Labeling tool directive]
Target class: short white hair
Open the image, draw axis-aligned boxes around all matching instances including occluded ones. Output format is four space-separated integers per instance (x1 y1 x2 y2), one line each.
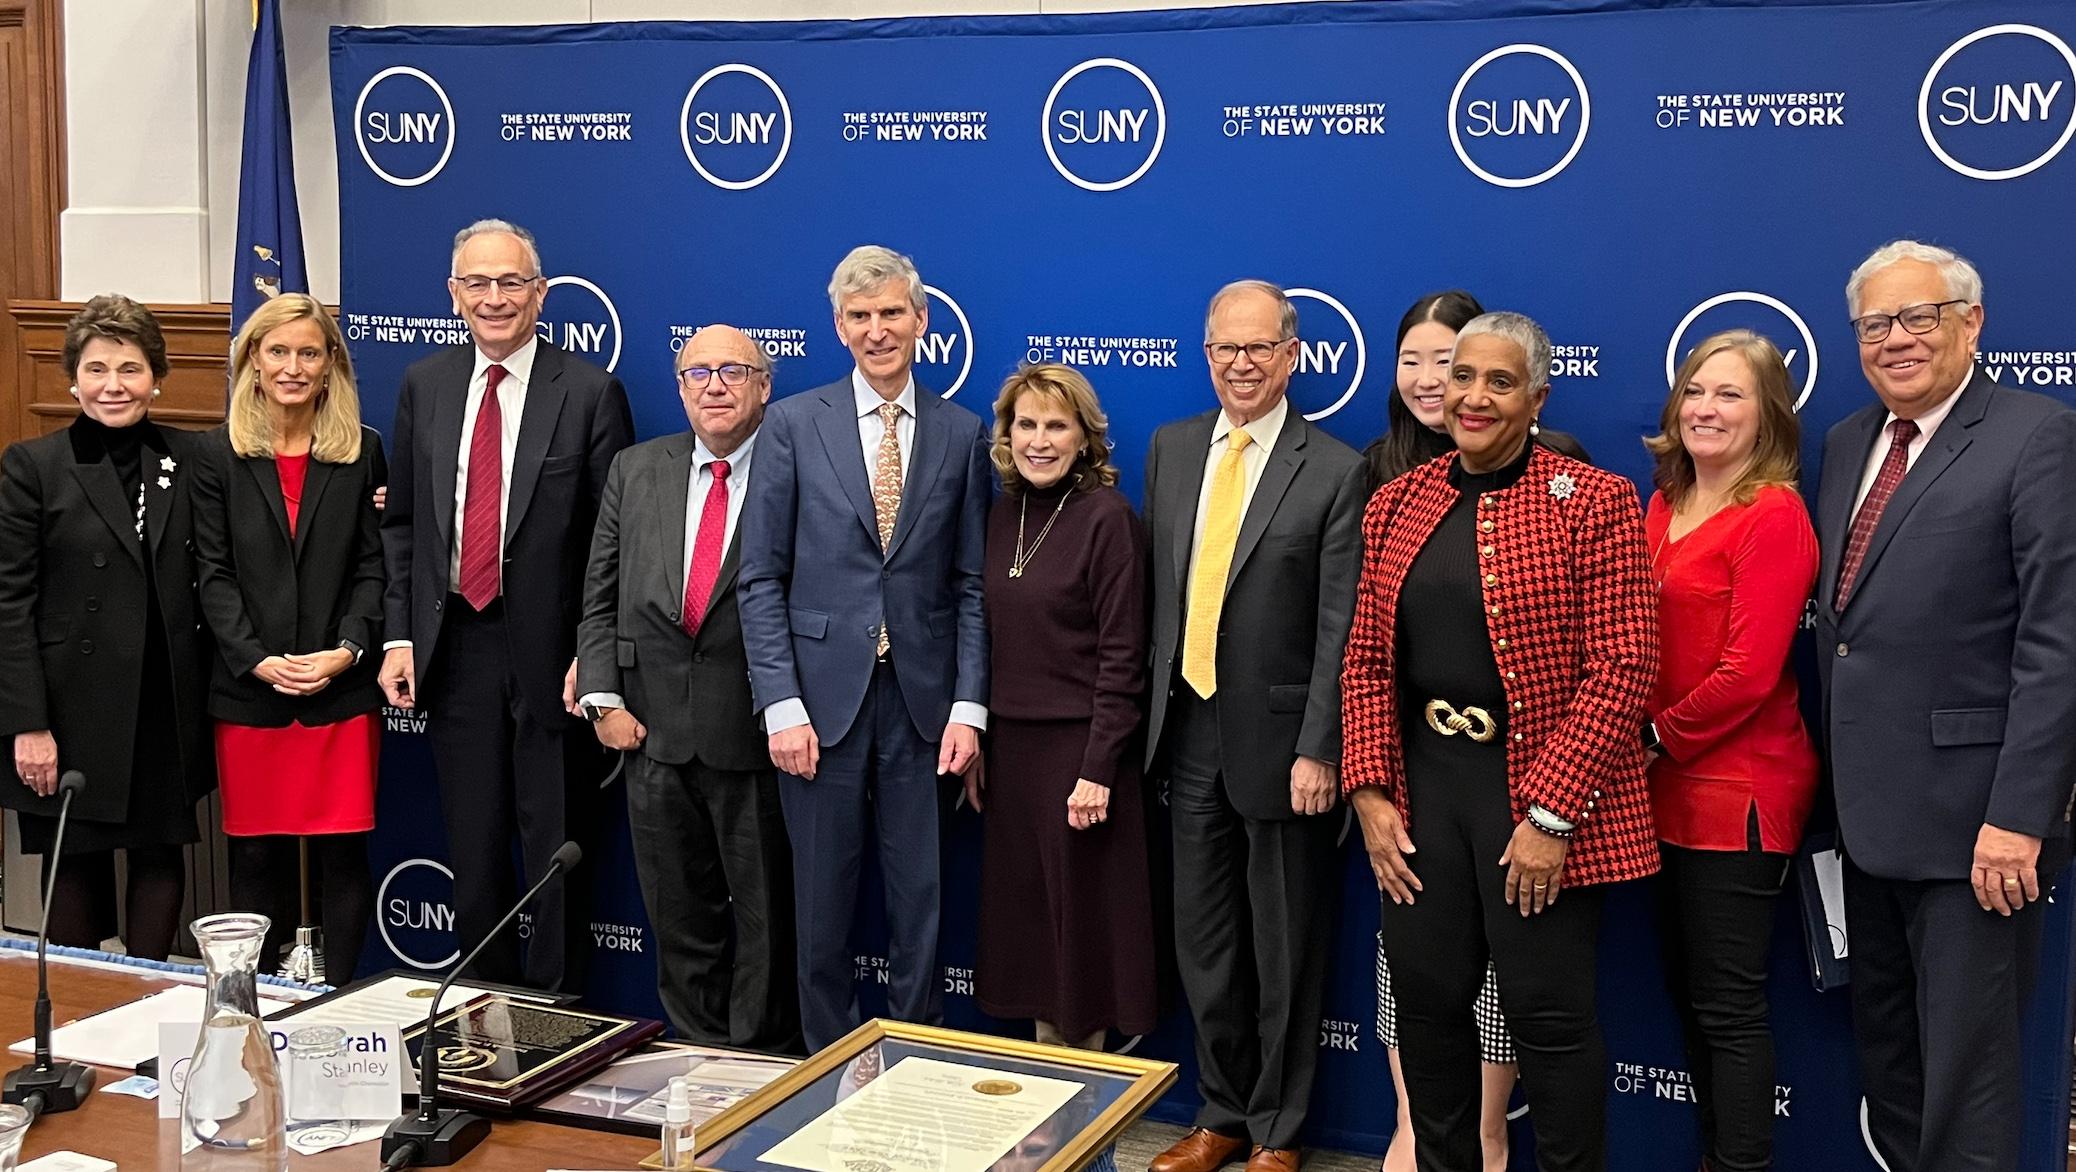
1203 280 1299 342
828 245 926 313
450 218 542 277
1846 240 1983 316
1455 311 1551 390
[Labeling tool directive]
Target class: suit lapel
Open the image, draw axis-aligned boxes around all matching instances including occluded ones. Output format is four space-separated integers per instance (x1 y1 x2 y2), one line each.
651 434 692 610
140 431 176 561
295 458 336 559
812 385 882 547
885 392 950 563
429 349 471 553
1167 412 1217 584
1842 377 1987 611
1818 407 1883 609
707 535 743 621
506 345 569 544
244 457 293 548
72 459 143 565
1227 414 1306 587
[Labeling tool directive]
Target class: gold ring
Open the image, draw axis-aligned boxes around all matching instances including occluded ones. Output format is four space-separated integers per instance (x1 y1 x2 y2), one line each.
1424 699 1497 743
2003 878 2020 888
1532 882 1548 889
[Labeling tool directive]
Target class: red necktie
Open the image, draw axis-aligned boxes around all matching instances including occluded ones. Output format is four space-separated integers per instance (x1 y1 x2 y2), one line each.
1834 417 1919 610
458 364 507 610
682 458 731 637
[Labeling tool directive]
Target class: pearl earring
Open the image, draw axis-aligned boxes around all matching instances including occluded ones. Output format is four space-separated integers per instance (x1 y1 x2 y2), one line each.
67 386 78 400
1529 418 1541 437
151 388 162 399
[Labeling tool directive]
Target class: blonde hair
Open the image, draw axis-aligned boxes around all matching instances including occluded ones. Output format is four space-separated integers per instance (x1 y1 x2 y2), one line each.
1643 329 1801 507
989 364 1118 494
228 294 363 463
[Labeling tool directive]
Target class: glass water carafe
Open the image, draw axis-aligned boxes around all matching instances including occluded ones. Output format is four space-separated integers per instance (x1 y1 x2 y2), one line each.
180 913 287 1167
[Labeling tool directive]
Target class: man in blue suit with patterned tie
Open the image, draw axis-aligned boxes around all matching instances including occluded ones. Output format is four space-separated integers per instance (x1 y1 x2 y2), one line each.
738 245 992 1049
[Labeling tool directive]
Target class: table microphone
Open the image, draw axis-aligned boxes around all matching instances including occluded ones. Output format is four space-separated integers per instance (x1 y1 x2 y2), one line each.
380 841 582 1167
3 770 95 1119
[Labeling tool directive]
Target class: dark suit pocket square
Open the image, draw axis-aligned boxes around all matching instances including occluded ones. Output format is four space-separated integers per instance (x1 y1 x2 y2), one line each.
1930 707 2006 747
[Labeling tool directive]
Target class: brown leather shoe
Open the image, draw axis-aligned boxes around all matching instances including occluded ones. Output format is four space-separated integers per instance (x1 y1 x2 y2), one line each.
1148 1129 1249 1172
1245 1146 1301 1172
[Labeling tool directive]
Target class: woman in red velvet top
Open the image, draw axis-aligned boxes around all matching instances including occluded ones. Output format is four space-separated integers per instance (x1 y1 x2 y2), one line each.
1642 329 1818 1172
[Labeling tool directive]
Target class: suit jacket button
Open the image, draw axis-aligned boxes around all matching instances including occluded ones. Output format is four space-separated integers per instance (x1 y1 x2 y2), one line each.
434 600 443 611
694 653 706 664
78 640 94 655
1835 642 1849 658
92 553 107 568
86 597 100 612
882 570 891 580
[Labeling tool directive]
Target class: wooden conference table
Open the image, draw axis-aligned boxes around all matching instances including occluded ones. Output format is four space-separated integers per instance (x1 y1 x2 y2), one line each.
1 949 656 1170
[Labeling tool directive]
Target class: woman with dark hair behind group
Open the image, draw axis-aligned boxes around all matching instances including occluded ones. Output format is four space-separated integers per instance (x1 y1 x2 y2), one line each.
192 293 389 980
1642 330 1818 1172
0 295 214 959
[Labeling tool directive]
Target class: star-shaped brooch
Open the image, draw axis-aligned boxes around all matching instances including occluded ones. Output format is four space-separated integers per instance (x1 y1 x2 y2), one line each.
160 456 176 473
1548 473 1577 501
157 476 172 490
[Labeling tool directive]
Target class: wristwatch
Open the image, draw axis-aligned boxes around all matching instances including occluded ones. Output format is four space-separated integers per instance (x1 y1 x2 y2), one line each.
579 701 614 723
337 639 363 666
1641 719 1665 756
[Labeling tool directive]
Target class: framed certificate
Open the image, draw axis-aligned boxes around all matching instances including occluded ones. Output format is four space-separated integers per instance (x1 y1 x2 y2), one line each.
647 1020 1176 1172
534 1041 798 1135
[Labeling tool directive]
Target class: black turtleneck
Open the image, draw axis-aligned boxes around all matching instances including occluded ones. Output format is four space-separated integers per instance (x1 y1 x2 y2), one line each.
1394 439 1535 709
73 413 150 491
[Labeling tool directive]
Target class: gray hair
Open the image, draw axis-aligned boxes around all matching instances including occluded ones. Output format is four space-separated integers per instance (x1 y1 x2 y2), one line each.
1204 279 1299 342
451 219 542 277
1455 311 1551 390
1846 239 1983 316
827 245 926 313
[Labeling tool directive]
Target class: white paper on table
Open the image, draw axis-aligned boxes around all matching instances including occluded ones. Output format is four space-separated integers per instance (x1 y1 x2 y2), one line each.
8 985 290 1068
760 1057 1082 1172
1811 848 1849 960
286 1118 389 1155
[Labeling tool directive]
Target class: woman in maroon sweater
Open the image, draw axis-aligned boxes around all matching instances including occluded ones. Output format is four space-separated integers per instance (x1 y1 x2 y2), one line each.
969 363 1157 1048
1642 329 1818 1172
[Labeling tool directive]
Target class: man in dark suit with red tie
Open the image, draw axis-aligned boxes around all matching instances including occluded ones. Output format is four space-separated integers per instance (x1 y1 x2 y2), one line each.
1814 239 2076 1172
574 325 798 1051
378 219 634 990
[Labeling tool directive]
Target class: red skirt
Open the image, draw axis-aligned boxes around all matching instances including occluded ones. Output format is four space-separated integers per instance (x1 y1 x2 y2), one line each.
214 714 380 836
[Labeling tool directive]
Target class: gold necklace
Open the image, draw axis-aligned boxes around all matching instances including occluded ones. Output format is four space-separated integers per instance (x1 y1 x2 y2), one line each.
1009 489 1071 578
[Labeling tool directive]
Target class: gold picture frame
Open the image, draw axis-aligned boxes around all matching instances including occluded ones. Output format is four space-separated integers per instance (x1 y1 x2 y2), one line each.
642 1019 1177 1172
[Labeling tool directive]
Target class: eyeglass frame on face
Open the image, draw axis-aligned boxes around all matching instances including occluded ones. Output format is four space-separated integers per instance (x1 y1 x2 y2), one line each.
450 273 542 298
1849 299 1971 345
677 362 768 389
1204 338 1294 366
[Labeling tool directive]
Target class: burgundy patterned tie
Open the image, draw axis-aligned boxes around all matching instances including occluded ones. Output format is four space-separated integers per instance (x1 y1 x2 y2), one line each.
458 364 507 610
681 459 730 637
1833 417 1919 610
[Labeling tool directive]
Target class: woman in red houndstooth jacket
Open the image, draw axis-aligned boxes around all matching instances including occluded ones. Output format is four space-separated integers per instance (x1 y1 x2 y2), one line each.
1340 311 1659 1172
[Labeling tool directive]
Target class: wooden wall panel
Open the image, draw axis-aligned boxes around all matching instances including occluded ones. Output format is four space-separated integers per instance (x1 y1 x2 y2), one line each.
0 0 63 448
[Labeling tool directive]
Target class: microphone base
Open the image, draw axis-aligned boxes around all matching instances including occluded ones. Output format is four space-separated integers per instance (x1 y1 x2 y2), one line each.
3 1060 95 1114
381 1108 490 1166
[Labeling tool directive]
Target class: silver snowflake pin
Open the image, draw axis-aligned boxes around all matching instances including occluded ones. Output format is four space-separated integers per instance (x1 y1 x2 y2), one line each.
157 476 172 490
160 456 176 472
1548 473 1577 501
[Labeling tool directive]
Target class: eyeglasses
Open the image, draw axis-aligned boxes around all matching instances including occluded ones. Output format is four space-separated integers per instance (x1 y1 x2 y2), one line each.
1204 339 1290 365
1849 300 1969 344
678 363 765 388
451 274 541 297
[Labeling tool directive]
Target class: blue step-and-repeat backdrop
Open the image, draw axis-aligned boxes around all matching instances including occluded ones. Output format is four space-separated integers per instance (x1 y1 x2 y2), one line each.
329 2 2076 1167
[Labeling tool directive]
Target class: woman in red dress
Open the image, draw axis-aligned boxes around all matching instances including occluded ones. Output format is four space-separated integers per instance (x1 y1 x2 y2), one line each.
1641 329 1818 1172
192 293 388 980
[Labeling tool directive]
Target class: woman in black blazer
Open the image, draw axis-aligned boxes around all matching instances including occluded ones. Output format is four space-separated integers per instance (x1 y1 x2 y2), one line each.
192 293 387 980
0 295 214 959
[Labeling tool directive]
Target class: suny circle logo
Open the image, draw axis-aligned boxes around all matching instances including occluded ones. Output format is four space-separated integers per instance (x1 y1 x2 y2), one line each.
1448 44 1591 188
1666 292 1820 411
1919 24 2076 181
354 66 456 188
542 275 624 372
376 857 460 971
1285 288 1368 423
917 284 975 400
680 64 793 190
1042 58 1167 192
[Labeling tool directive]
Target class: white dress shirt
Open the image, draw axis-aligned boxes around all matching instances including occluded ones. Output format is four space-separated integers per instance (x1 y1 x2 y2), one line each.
581 431 756 714
1187 394 1290 588
761 369 987 737
383 338 538 651
1852 365 1969 516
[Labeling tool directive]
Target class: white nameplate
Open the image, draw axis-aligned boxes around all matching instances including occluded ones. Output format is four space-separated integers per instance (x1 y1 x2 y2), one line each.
157 1020 406 1122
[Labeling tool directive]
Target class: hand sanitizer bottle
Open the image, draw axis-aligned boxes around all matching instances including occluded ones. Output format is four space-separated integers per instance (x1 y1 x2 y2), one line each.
661 1075 696 1170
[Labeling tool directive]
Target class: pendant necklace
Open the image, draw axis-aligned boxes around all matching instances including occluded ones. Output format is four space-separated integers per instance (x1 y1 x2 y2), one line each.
1009 490 1071 578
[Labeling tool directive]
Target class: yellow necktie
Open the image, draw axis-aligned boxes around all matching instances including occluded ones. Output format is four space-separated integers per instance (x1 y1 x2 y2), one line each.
1183 427 1252 698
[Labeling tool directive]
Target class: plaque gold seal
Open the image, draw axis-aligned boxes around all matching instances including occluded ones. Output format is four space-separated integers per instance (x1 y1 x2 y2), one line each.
972 1079 1022 1096
436 1043 497 1073
405 987 436 999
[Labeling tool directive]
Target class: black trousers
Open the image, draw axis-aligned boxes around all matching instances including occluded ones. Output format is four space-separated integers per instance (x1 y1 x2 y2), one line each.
423 597 582 991
1165 689 1338 1151
1656 833 1788 1172
1843 855 2043 1172
1382 723 1605 1172
229 833 374 983
626 753 800 1052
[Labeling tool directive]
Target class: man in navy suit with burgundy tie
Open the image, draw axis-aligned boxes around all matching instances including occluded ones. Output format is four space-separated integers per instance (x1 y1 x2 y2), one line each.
379 219 633 990
1814 239 2076 1172
738 245 992 1049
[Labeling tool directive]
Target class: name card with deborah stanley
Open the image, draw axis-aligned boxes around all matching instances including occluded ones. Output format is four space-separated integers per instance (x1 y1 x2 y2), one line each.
156 1021 407 1120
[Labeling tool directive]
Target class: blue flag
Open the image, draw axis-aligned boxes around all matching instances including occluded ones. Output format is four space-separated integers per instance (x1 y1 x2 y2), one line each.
232 0 308 333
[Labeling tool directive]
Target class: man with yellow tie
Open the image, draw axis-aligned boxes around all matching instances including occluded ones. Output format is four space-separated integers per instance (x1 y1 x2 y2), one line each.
1142 281 1367 1172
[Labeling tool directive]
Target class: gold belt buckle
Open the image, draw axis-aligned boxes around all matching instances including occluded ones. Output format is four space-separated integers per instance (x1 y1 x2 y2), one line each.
1424 699 1497 743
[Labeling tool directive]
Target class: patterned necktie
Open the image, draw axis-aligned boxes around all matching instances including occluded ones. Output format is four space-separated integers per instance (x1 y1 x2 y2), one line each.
682 458 731 637
1182 427 1253 698
1834 417 1919 610
871 401 904 657
458 363 507 611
